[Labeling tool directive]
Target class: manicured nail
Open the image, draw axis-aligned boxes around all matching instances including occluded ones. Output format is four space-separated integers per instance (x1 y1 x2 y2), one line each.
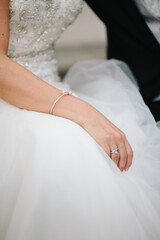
126 168 129 171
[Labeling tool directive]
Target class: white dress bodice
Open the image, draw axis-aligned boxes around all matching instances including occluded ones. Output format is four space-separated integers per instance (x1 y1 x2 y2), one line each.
8 0 83 87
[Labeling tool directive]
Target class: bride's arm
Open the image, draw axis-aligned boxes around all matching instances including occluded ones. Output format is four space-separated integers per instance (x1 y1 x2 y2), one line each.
0 0 133 171
0 1 88 120
0 4 88 125
0 0 62 114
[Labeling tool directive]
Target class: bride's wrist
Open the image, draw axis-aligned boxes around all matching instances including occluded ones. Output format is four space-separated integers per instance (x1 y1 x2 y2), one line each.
52 93 92 126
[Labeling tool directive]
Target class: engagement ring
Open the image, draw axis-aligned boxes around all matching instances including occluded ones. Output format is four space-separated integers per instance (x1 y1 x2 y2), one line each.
110 148 119 155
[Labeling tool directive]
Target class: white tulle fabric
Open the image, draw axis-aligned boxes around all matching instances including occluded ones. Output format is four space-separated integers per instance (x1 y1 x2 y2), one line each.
0 1 160 240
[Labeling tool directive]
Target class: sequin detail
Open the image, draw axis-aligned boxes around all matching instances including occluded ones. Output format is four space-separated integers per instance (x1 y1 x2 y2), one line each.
8 0 84 85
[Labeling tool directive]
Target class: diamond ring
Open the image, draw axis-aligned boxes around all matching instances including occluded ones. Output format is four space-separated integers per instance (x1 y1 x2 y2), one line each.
110 148 119 155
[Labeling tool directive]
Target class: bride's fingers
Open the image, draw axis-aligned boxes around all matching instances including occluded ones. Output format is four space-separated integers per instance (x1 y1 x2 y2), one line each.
100 142 110 157
118 142 128 171
109 144 120 166
124 140 133 171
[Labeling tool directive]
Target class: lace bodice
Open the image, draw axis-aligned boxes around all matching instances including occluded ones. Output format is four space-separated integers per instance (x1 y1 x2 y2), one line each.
134 0 160 44
8 0 83 88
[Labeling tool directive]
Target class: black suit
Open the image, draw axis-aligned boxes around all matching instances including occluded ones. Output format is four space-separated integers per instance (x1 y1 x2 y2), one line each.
85 0 160 121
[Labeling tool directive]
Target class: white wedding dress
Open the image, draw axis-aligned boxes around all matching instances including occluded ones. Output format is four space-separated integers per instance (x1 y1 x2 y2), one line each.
0 1 160 240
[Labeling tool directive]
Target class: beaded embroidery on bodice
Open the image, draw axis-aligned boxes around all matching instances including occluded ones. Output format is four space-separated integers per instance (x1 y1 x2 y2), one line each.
8 0 83 87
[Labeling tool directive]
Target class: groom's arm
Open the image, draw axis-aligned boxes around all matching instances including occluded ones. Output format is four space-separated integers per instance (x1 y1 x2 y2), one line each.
84 0 121 29
85 0 160 121
85 1 107 23
84 0 130 58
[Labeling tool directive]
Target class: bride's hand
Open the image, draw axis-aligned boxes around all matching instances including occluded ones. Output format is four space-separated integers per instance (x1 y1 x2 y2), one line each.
53 95 133 172
81 110 133 172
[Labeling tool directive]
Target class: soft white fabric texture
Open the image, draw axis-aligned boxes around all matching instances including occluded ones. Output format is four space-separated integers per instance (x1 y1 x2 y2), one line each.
0 1 160 240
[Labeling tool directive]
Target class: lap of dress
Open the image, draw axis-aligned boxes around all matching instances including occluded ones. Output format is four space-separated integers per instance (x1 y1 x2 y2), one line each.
0 59 160 240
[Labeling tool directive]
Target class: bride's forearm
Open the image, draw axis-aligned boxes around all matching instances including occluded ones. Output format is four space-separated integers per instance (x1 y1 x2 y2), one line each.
0 54 91 124
0 54 113 131
0 54 65 113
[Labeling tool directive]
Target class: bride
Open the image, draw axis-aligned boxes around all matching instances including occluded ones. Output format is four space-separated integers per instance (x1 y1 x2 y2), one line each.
0 0 160 239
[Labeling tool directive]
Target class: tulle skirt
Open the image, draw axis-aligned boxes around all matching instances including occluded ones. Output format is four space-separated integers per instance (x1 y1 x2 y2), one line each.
0 59 160 240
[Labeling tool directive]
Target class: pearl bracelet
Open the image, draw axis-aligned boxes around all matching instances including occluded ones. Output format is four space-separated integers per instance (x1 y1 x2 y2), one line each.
49 90 72 115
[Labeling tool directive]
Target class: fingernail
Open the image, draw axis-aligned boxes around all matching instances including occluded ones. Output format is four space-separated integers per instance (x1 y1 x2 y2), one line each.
126 168 129 171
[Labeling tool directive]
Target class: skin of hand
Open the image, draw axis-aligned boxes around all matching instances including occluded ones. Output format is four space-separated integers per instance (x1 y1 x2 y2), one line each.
53 95 133 172
0 0 133 172
81 109 133 171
